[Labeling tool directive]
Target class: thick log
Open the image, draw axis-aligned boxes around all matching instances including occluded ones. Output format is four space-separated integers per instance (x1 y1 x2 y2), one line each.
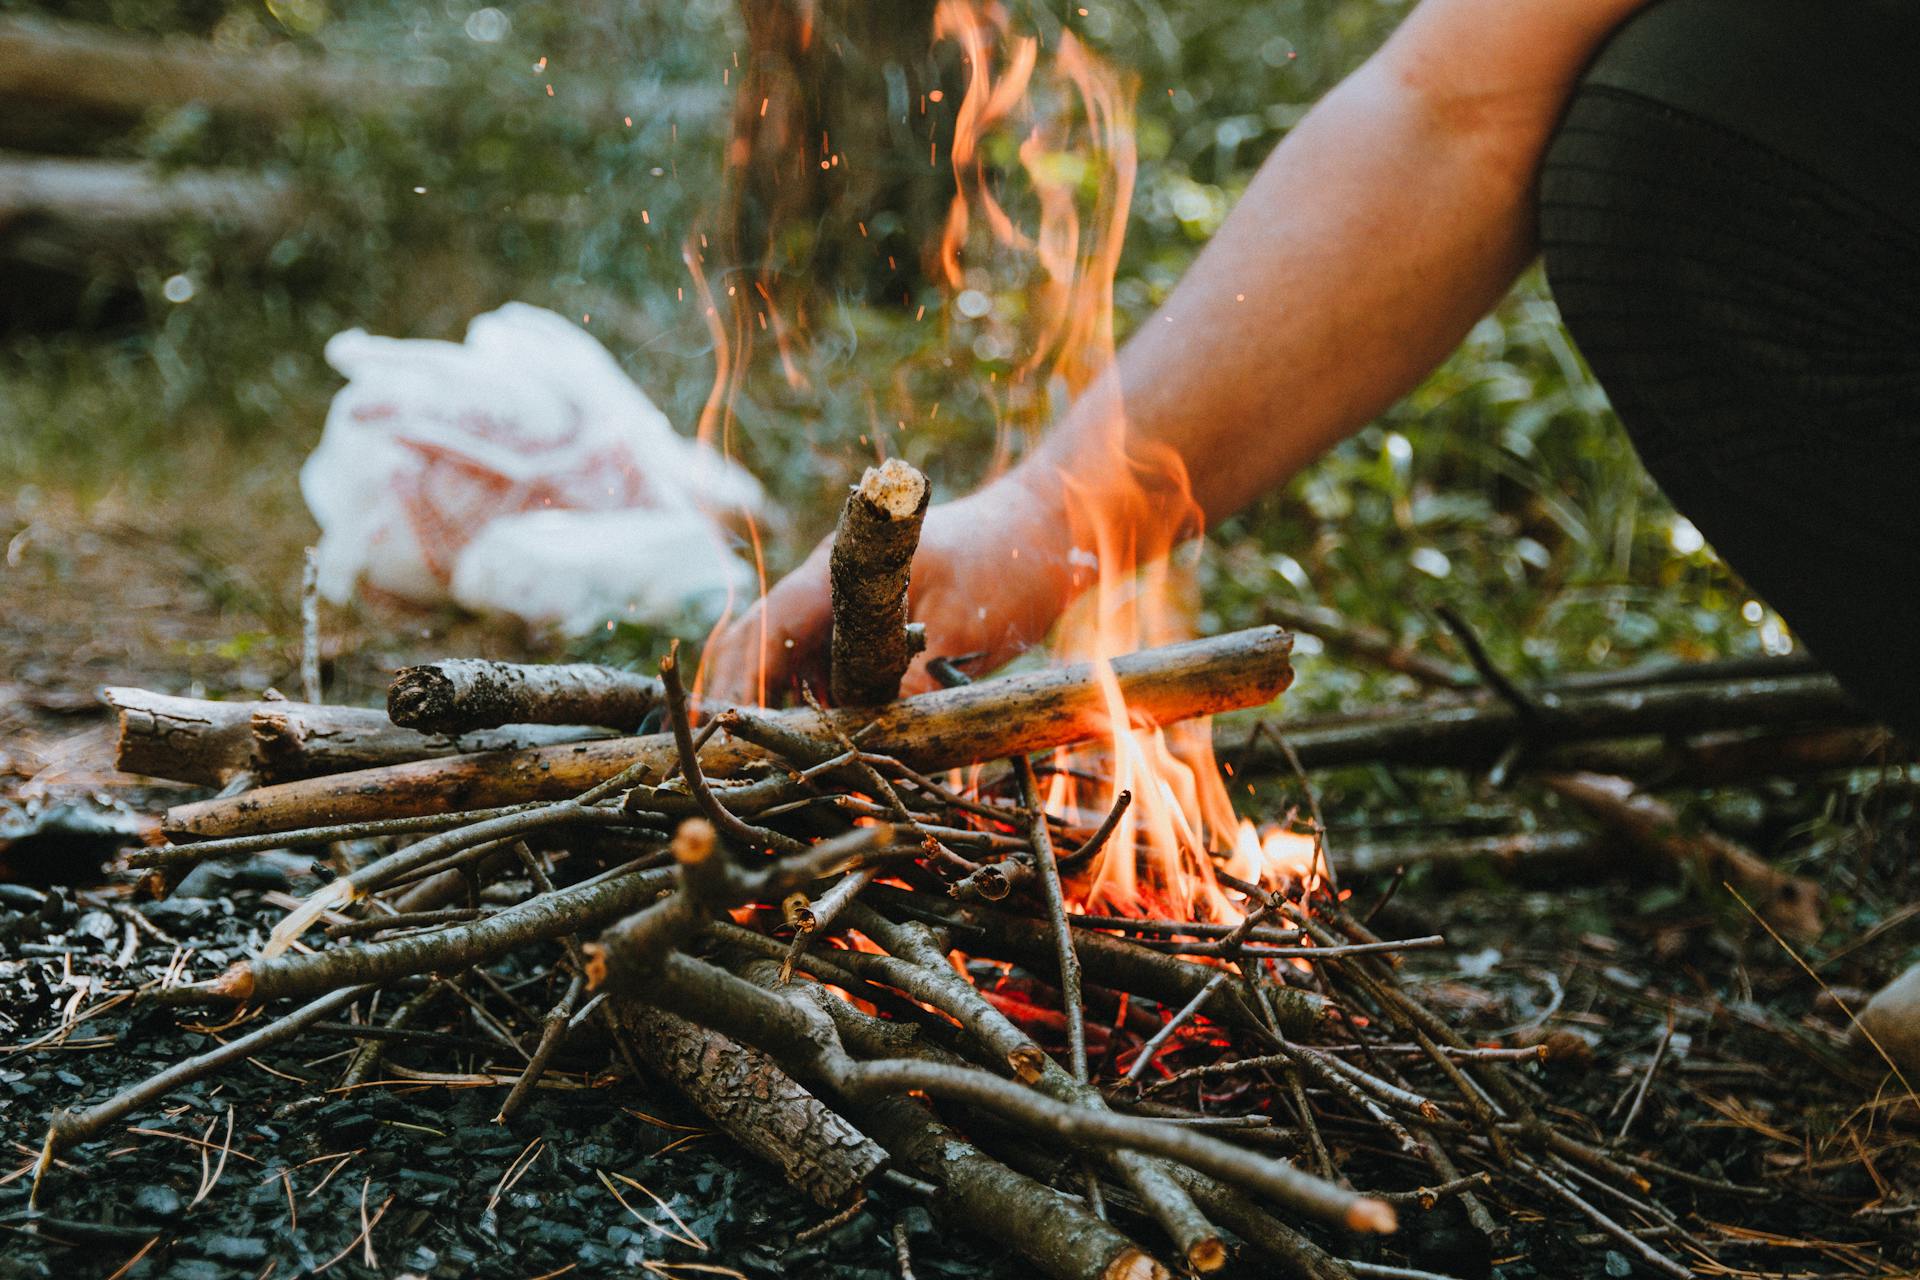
388 661 666 734
1226 673 1866 774
611 1000 886 1208
829 459 930 706
1543 772 1823 941
854 1093 1167 1280
163 626 1294 839
106 687 609 787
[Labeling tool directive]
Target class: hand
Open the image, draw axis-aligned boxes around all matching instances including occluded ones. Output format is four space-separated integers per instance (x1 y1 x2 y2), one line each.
703 471 1078 704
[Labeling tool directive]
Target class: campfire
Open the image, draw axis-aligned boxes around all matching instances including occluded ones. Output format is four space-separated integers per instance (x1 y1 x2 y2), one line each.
14 6 1912 1279
40 455 1730 1280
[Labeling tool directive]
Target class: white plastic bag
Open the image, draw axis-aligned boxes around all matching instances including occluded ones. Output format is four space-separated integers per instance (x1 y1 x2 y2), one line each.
300 303 761 631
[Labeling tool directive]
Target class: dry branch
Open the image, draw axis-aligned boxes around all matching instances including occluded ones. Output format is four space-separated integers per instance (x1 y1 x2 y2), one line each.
611 1001 886 1208
1543 772 1824 940
388 660 667 734
855 1093 1167 1280
1260 599 1472 689
106 687 606 787
829 459 930 706
1227 672 1864 775
163 626 1294 839
182 865 674 1005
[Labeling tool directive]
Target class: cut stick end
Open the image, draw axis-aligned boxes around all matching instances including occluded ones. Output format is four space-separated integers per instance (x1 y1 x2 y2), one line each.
1006 1044 1046 1085
855 458 929 520
1105 1249 1170 1280
208 963 257 1003
1346 1197 1398 1234
673 818 718 866
385 666 455 731
581 942 609 991
1187 1236 1229 1272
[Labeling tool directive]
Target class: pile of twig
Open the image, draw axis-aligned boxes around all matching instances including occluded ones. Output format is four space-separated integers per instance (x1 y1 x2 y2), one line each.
39 464 1720 1279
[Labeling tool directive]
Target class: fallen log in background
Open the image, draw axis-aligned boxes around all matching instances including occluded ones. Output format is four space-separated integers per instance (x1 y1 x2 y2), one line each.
162 625 1295 840
106 687 609 787
1226 672 1865 775
1537 725 1907 786
1543 771 1824 941
388 660 666 735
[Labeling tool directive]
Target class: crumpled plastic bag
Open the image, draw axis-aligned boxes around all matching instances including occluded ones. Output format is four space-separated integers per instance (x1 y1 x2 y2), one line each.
300 302 761 633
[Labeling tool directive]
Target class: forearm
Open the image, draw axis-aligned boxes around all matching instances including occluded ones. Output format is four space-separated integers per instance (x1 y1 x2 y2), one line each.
1011 0 1648 538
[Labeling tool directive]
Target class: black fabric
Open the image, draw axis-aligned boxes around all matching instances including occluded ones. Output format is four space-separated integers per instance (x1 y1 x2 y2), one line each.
1540 7 1920 735
1577 0 1920 237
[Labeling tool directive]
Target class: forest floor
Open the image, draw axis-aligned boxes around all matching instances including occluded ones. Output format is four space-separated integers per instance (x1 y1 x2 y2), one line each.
2 482 1916 1280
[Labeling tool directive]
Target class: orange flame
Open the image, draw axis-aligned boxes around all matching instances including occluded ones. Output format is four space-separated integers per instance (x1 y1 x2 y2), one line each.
931 7 1302 921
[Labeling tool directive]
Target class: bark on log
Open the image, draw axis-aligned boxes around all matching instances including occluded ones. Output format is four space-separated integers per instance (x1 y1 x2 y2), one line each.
854 1092 1167 1280
106 687 609 787
163 626 1293 839
1543 772 1824 941
388 661 666 734
829 459 930 706
611 1000 886 1208
1225 673 1865 775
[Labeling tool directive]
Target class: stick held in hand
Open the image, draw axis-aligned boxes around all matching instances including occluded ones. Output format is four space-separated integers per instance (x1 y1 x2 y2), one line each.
829 458 930 706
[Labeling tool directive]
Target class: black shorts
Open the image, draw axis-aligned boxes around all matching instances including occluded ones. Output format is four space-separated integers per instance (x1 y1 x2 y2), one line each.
1539 0 1920 735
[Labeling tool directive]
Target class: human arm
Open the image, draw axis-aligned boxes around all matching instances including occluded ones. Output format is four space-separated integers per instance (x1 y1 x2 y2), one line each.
706 0 1652 702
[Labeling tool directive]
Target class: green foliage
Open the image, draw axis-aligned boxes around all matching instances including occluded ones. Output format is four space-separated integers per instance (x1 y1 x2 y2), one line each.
1 0 1779 688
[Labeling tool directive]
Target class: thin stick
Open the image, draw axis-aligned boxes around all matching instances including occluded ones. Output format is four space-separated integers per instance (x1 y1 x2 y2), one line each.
1123 970 1229 1088
300 546 322 705
189 864 673 1005
257 759 656 960
659 646 805 856
1060 789 1132 868
1614 1010 1674 1144
496 971 585 1123
129 802 564 869
1531 1166 1689 1280
780 867 880 983
1016 755 1086 1082
41 984 370 1162
840 1058 1395 1233
892 1215 917 1280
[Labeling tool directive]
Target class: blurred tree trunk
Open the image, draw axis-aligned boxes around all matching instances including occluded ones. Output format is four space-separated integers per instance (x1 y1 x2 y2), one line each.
729 0 951 311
